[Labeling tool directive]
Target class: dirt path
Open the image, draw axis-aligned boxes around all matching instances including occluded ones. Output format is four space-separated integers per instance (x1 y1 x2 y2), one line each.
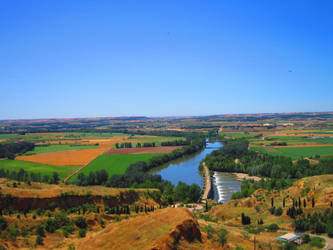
63 148 107 183
201 162 211 201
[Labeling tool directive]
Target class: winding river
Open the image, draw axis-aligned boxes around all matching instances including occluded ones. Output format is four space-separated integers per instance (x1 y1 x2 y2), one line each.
150 141 242 203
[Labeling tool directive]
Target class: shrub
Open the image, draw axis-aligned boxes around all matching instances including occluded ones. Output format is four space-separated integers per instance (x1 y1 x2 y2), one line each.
268 207 275 215
217 228 228 246
35 224 45 237
45 218 56 233
62 224 75 237
75 216 87 229
274 207 283 216
267 223 279 232
7 224 20 241
303 234 310 243
35 235 43 245
314 221 326 234
309 237 325 248
21 226 28 237
78 228 86 238
0 217 7 230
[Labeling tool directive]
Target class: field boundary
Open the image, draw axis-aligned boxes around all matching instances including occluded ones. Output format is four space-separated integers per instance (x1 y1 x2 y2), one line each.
63 148 107 183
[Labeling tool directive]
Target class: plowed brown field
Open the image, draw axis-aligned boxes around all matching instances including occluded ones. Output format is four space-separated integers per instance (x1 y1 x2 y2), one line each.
16 148 105 166
16 136 127 166
104 146 182 155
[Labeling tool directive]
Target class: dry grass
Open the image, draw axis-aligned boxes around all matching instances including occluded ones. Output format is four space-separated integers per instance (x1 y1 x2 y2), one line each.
0 178 159 198
77 208 198 250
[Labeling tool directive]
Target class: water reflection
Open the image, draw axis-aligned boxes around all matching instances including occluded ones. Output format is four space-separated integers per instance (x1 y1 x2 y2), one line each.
150 141 222 187
150 140 242 203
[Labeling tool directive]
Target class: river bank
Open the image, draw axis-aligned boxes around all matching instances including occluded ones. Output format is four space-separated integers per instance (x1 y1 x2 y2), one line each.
232 172 261 182
201 162 211 201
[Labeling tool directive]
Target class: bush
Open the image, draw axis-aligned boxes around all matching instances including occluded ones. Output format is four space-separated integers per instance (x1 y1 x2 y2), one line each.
78 228 86 238
314 221 326 234
309 237 325 248
75 216 87 229
267 223 279 232
62 225 75 238
217 228 228 246
21 226 28 237
0 217 7 230
35 224 45 237
45 218 56 233
303 234 310 243
274 207 283 216
7 224 20 241
35 235 43 245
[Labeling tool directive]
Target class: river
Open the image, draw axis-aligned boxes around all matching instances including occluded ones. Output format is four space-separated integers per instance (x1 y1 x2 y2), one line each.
150 141 242 203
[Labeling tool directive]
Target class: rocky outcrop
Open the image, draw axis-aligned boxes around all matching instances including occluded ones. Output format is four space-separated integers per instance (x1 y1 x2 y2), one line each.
151 217 202 250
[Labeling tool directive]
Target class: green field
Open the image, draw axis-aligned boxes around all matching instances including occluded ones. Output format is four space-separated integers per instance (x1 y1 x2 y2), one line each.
70 154 163 181
251 146 333 160
125 136 185 143
220 132 258 139
23 144 98 155
0 160 78 180
263 136 333 145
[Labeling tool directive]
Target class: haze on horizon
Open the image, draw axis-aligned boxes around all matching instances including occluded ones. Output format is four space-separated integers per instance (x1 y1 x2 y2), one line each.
1 0 333 120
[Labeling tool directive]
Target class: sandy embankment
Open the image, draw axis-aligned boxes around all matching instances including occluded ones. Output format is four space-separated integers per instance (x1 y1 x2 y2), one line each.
232 172 261 182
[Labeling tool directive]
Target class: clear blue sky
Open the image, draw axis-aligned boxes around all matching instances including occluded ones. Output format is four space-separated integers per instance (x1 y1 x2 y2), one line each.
1 0 332 119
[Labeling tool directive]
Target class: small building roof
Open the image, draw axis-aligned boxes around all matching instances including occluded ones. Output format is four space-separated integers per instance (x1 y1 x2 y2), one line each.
276 233 302 242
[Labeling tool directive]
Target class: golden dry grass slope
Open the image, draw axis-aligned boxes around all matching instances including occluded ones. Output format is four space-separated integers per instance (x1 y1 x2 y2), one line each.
78 207 202 250
0 178 159 199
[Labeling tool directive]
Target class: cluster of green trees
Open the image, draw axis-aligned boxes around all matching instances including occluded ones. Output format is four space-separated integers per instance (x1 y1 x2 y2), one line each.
294 209 333 236
115 142 133 148
231 178 294 199
0 142 35 159
0 212 86 244
205 139 333 179
77 170 108 185
0 168 59 184
161 140 189 146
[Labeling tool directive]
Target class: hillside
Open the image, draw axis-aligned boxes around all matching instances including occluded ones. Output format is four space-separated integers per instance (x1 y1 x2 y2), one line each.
204 175 333 249
78 207 202 250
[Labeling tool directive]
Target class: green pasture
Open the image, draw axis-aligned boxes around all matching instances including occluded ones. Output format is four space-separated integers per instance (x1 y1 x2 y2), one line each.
0 160 78 180
251 146 333 160
23 144 99 155
70 153 163 180
262 136 333 145
276 146 333 159
220 132 257 139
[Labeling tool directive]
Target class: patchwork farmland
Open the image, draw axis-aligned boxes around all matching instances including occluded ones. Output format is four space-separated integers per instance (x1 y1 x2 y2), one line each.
1 131 186 182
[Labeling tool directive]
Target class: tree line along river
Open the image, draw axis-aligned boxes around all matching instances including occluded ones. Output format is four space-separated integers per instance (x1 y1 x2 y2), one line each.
150 141 241 203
